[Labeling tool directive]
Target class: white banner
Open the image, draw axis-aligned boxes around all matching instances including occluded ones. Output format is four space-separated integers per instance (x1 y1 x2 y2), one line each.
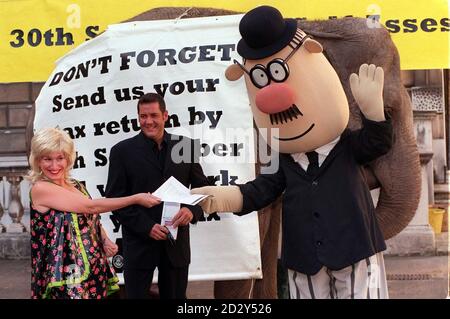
34 14 263 281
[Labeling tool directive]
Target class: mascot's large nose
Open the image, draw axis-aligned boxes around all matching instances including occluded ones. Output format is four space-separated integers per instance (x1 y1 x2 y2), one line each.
255 83 295 114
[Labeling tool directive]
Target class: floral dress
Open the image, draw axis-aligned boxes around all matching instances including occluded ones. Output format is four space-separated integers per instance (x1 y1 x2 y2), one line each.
30 180 119 299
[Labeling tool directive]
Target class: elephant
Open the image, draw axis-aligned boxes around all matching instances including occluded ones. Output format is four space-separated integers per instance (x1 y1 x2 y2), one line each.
119 7 421 298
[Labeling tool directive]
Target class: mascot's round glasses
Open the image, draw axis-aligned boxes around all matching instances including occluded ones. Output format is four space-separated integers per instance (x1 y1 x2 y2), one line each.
233 35 310 89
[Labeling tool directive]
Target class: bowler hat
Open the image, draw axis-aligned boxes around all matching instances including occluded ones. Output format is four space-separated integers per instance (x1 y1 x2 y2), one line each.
237 6 298 60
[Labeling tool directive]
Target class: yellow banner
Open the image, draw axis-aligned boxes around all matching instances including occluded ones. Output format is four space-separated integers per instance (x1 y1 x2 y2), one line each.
0 0 448 82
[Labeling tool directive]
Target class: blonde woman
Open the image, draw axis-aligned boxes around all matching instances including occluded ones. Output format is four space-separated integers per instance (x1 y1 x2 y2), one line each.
29 127 160 299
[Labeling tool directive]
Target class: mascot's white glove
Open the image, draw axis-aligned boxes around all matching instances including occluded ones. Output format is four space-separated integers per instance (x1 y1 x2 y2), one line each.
350 64 386 122
191 186 243 214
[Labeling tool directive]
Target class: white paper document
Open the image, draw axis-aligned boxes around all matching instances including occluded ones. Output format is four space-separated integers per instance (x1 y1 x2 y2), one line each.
161 202 180 240
153 176 209 205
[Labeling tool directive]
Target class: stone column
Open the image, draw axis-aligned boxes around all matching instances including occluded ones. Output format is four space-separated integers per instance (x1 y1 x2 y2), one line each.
386 111 436 255
0 200 5 233
6 174 26 233
0 161 30 259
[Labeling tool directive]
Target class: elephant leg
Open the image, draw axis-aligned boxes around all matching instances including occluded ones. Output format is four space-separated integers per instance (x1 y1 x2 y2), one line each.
214 279 253 299
252 199 281 299
214 198 281 298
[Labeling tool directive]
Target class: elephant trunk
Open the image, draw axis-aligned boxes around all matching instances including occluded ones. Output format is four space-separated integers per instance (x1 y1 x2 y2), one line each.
369 90 421 239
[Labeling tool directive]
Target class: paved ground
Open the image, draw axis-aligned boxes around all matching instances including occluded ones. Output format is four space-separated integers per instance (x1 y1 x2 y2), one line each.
0 258 29 299
1 233 448 299
1 255 447 299
384 255 448 299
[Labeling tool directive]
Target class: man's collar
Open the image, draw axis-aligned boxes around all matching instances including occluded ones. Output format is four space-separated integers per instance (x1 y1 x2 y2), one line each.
140 130 169 149
290 136 340 168
161 131 169 145
314 136 340 157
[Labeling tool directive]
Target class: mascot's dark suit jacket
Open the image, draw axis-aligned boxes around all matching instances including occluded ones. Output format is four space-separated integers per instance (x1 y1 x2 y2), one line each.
238 117 393 275
105 131 209 270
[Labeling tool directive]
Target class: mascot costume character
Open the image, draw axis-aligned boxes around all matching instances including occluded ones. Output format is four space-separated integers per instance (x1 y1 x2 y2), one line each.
192 5 395 299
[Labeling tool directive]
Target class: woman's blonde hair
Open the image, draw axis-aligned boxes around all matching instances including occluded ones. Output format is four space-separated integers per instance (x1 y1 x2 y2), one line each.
27 127 76 184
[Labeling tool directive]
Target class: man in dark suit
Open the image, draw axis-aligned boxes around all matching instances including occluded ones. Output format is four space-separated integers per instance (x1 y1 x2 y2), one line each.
105 92 209 299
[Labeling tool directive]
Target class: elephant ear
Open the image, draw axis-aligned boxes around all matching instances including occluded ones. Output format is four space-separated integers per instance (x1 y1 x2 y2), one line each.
300 18 421 239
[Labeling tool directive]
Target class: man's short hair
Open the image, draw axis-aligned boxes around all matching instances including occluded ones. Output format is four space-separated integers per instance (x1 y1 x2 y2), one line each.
137 93 166 113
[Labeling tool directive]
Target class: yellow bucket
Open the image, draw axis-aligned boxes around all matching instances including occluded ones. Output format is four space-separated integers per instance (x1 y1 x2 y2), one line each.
429 207 445 234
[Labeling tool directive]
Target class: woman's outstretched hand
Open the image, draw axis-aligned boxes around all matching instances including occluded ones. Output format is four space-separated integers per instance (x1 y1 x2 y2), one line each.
136 193 161 208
